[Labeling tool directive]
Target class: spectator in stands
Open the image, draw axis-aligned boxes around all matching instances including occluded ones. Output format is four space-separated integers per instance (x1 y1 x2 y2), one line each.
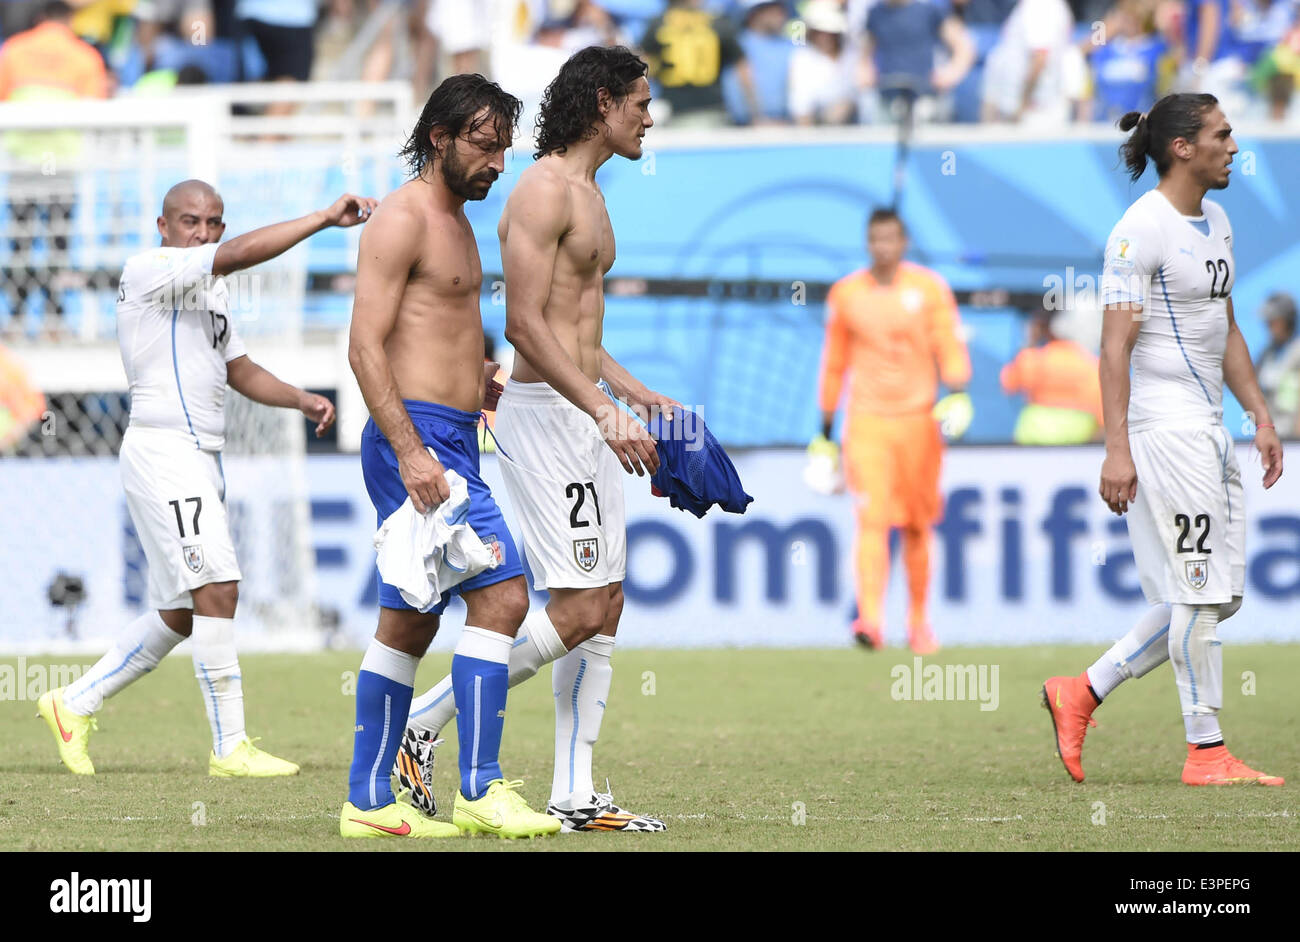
946 0 1018 122
236 0 317 117
0 1 109 334
492 17 574 131
789 0 857 124
425 0 490 76
1181 0 1229 90
570 0 629 47
1252 18 1300 118
981 0 1079 124
1254 292 1300 437
861 0 976 124
134 1 217 78
641 0 761 127
1084 0 1168 123
726 0 793 124
1000 308 1103 444
1212 0 1298 114
0 342 45 451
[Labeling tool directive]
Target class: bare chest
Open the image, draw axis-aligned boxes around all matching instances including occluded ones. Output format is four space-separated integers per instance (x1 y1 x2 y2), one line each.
561 189 616 277
412 218 482 299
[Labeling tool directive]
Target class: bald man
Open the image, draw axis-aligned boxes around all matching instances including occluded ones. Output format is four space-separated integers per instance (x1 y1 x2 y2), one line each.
36 180 376 778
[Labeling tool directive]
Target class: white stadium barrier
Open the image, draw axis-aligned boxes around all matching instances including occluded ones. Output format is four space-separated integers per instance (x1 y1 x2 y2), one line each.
3 447 1298 652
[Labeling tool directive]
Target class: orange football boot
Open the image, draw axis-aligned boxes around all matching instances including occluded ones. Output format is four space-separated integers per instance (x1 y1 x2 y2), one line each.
1181 744 1284 786
908 624 940 655
1041 672 1099 782
852 618 884 650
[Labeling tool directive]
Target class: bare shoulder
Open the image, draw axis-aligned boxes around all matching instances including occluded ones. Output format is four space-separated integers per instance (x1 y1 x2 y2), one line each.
367 183 426 237
357 183 429 271
502 160 572 236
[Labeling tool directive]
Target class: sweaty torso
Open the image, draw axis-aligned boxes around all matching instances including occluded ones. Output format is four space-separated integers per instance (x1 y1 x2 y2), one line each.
502 159 613 384
382 181 487 412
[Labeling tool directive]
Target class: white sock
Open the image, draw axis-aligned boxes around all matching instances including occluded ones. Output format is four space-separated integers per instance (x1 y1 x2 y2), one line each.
63 611 185 716
408 609 568 737
192 615 246 759
1168 603 1223 745
1086 603 1172 700
551 633 614 806
360 638 419 686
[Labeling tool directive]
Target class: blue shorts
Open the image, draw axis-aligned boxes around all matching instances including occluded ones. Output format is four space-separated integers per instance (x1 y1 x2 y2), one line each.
361 399 524 614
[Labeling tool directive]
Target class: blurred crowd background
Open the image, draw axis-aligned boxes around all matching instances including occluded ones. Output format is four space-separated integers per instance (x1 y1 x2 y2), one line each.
0 0 1298 453
2 0 1299 126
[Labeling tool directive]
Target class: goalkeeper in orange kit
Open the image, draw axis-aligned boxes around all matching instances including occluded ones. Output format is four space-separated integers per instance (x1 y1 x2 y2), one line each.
813 208 971 654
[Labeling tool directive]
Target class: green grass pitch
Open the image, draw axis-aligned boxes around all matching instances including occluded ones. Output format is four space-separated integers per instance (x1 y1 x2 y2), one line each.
3 646 1297 851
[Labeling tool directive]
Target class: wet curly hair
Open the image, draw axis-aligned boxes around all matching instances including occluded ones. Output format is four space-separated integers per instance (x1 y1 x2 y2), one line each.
534 46 648 159
399 73 521 178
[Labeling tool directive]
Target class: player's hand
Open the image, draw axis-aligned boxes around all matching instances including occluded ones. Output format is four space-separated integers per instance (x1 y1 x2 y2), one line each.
933 392 973 440
1255 426 1283 488
1099 451 1138 515
630 389 682 430
803 435 843 495
299 391 336 438
482 360 504 412
399 447 451 514
322 193 378 228
596 401 659 476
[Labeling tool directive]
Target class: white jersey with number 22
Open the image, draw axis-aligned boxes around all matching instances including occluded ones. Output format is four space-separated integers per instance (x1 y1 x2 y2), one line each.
1100 189 1234 433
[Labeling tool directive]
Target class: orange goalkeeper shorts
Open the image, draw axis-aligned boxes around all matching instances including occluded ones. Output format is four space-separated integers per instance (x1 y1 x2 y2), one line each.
843 410 944 528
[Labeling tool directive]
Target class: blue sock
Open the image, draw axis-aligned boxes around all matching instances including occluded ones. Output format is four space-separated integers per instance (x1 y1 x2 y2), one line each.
452 626 513 801
347 640 418 811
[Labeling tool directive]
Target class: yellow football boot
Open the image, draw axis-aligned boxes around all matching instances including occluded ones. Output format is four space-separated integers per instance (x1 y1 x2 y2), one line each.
36 687 97 775
453 779 561 839
210 737 300 777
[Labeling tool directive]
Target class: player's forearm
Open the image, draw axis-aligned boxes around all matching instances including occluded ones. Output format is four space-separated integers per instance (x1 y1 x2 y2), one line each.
347 341 423 458
1099 350 1133 453
599 347 651 406
214 210 328 277
504 313 608 417
226 358 305 410
1223 325 1273 426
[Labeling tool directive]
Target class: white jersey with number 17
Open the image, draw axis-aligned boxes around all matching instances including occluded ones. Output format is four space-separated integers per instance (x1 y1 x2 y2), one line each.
1100 188 1234 432
116 242 246 451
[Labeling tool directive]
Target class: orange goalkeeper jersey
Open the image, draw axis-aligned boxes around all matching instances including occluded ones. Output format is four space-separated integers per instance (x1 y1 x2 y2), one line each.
818 262 971 417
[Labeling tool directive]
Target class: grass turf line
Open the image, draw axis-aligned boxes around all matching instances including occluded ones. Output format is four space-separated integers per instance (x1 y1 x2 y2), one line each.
2 647 1297 851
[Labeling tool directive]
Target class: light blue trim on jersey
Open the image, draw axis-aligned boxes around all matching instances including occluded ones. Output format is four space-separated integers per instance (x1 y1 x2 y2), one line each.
567 658 588 795
1185 217 1210 237
512 633 529 649
170 308 201 449
197 661 223 756
1156 267 1213 406
1182 612 1199 707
